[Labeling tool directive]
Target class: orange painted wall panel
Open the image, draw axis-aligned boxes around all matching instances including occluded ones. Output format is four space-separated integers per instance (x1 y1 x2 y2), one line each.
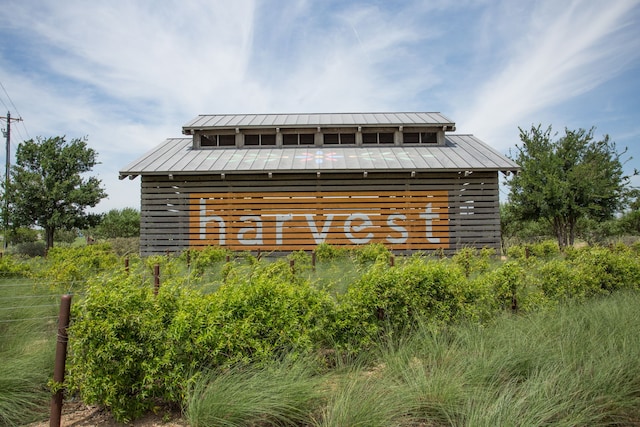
189 190 449 250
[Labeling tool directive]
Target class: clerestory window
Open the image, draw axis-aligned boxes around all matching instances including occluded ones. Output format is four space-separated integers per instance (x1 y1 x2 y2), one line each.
200 134 236 147
362 132 394 144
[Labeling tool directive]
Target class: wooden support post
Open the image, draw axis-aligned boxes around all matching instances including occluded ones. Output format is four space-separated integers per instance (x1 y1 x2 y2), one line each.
389 255 395 267
50 294 72 427
290 259 295 274
311 251 316 271
154 264 160 295
124 257 129 274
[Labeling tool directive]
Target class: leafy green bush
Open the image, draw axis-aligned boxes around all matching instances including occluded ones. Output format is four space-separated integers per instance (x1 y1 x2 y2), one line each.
197 260 335 366
534 259 582 301
527 240 560 258
350 242 391 266
451 247 493 277
334 257 466 352
67 260 335 422
181 246 230 277
30 244 120 292
314 242 348 262
0 254 31 277
569 245 640 294
474 261 546 313
68 273 182 422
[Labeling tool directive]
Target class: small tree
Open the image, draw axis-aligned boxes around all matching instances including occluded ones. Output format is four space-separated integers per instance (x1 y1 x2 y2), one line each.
94 208 140 239
507 125 635 249
6 136 106 250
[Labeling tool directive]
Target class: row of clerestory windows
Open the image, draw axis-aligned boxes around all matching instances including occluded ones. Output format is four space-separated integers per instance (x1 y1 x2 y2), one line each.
199 131 439 148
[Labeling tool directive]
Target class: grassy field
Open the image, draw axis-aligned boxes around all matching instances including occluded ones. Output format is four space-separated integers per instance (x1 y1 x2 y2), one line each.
185 290 640 426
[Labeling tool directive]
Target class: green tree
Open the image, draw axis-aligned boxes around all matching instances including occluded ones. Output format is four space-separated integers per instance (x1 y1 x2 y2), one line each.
507 125 634 249
94 208 140 238
6 136 106 250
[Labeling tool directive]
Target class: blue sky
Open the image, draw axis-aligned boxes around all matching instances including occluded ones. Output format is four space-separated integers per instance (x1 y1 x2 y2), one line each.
0 0 639 212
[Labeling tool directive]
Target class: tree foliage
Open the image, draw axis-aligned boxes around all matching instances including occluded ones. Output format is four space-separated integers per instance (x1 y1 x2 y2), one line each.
6 136 106 250
507 125 634 248
94 207 140 239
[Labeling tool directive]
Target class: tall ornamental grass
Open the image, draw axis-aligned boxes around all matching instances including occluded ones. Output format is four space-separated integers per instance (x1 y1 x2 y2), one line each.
0 274 57 426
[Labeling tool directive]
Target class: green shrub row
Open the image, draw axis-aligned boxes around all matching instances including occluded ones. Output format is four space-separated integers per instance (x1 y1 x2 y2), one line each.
61 242 640 421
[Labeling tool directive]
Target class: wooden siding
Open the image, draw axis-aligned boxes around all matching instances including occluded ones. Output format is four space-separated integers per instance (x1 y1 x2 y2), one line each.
139 171 501 256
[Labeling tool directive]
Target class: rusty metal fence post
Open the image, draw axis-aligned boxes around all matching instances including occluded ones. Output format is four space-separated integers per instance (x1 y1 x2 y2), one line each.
50 294 72 427
154 264 160 295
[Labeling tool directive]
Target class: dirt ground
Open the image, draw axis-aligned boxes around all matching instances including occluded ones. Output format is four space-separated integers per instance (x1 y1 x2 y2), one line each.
27 401 188 427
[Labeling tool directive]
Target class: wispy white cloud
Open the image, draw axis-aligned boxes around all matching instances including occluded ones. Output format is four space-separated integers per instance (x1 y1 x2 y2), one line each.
454 0 640 148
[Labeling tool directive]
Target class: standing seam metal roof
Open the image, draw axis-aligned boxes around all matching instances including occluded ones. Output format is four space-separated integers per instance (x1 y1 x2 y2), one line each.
182 112 455 130
120 135 519 178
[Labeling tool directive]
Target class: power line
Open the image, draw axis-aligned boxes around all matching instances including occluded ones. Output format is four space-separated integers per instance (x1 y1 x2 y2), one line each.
0 80 22 119
0 94 9 112
0 80 31 141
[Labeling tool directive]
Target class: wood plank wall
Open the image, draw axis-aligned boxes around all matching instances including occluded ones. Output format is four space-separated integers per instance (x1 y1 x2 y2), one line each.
139 171 501 256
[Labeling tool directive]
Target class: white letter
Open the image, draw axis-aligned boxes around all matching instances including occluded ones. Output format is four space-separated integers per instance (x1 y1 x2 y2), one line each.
275 214 293 245
386 214 408 244
305 214 334 244
344 213 373 244
419 203 440 243
199 198 226 245
238 215 263 245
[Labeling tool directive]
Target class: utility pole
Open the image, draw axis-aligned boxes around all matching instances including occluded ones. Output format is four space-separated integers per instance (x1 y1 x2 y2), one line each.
1 111 23 250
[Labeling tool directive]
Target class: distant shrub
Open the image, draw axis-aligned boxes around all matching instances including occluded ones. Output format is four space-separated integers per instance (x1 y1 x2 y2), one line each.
12 241 46 258
528 240 560 258
107 237 139 256
6 227 39 245
505 244 526 260
505 240 559 260
54 229 79 245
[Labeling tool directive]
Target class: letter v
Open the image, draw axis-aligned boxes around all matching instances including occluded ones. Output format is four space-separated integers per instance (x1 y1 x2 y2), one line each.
305 214 334 244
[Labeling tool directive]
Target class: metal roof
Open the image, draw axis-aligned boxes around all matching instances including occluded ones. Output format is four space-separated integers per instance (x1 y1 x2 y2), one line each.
182 112 456 132
120 134 519 178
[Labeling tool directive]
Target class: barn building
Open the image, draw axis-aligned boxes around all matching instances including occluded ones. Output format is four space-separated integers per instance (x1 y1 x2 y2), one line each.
119 113 519 256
